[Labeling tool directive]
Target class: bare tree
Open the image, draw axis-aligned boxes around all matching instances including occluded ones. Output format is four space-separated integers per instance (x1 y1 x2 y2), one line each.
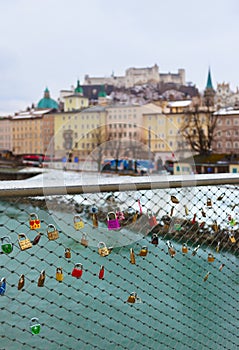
180 105 218 155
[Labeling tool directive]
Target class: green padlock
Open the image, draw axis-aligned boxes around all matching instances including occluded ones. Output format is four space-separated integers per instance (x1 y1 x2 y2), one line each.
30 317 41 335
1 236 13 254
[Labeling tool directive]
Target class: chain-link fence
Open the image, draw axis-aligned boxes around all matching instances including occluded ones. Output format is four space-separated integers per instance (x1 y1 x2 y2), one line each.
0 175 239 350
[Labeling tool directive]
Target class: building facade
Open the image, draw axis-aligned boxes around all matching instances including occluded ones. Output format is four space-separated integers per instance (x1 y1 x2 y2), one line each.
84 64 185 88
0 117 12 152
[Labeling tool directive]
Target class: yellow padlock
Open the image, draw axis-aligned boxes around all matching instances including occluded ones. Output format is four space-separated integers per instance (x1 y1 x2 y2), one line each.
47 224 59 240
98 242 111 257
130 248 136 264
229 234 236 243
56 267 64 282
74 215 84 230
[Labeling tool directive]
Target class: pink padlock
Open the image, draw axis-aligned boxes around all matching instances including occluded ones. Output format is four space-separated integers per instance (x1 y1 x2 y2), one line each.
107 212 120 230
147 209 158 227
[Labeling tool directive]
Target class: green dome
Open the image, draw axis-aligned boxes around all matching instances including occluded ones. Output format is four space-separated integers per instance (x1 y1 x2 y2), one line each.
37 87 58 109
74 80 83 94
98 85 106 98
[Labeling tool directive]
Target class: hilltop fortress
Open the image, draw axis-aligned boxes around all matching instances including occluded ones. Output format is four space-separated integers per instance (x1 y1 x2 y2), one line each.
84 64 185 88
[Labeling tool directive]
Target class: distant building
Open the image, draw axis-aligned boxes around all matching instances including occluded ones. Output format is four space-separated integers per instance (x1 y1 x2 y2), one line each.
84 64 185 88
213 107 239 154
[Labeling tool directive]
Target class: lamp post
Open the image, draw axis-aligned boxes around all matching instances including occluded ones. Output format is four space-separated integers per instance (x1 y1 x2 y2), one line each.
148 127 151 171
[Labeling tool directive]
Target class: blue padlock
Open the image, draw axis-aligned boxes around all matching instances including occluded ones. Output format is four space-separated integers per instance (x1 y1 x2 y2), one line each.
0 277 6 295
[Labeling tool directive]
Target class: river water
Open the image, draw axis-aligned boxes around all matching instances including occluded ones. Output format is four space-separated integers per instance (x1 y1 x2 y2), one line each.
0 188 238 350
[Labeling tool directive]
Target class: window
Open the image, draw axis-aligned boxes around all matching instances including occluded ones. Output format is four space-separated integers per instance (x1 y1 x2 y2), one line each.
227 131 231 136
226 119 231 125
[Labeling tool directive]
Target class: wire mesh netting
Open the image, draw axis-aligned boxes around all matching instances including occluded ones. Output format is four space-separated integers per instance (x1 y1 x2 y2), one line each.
0 182 239 350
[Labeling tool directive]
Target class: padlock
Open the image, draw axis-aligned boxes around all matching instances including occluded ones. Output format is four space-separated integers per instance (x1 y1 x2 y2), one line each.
170 207 174 217
151 234 158 246
201 209 206 217
171 195 179 204
207 253 215 262
229 218 236 227
30 318 41 335
18 233 32 251
1 236 13 254
18 274 25 290
32 233 42 245
99 265 105 279
229 234 236 243
127 292 141 304
147 209 158 227
74 215 84 230
167 241 176 258
182 243 188 254
219 263 225 272
192 214 197 224
216 241 220 253
207 198 212 207
71 263 83 279
139 246 148 257
212 221 218 232
192 244 200 256
107 212 120 230
184 205 189 216
80 233 88 247
0 277 6 295
204 271 210 282
98 242 110 257
37 270 45 287
29 213 41 230
56 267 64 282
116 211 125 221
132 212 138 223
130 248 136 264
65 248 71 258
92 213 98 228
47 224 59 240
174 223 182 231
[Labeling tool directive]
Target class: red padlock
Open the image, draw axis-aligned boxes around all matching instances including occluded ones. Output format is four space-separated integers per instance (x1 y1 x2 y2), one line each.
71 263 83 279
99 265 105 279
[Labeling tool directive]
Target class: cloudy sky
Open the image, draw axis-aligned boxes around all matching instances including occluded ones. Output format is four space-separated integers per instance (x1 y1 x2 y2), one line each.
0 0 238 114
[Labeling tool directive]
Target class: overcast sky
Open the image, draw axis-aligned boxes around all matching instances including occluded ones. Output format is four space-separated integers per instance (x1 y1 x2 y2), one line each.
0 0 238 114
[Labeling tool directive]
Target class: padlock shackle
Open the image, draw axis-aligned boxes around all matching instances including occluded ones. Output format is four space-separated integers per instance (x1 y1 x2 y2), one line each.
98 241 107 248
1 236 11 243
18 233 27 240
56 267 63 273
74 263 83 269
29 213 38 219
107 212 117 220
47 224 56 232
30 317 39 325
74 215 82 222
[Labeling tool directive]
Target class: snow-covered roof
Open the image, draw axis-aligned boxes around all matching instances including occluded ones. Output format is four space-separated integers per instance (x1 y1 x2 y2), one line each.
214 107 239 116
167 100 192 108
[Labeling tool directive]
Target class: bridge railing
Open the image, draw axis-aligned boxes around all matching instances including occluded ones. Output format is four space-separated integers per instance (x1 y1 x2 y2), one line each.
1 173 238 350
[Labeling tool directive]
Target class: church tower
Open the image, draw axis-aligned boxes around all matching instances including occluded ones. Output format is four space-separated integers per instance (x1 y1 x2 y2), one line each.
204 68 216 107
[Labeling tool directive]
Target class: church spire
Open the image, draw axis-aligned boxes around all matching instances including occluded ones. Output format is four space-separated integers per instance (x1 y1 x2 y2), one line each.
204 67 215 107
74 79 83 95
206 67 213 90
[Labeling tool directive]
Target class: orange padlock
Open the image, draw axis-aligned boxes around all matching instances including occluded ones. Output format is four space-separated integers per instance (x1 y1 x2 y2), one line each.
65 248 71 259
207 253 215 262
182 243 188 254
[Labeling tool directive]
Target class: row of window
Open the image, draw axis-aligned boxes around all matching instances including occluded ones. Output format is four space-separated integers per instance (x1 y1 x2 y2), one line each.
108 123 137 128
108 132 137 138
217 119 239 125
217 142 239 148
216 130 239 136
62 114 100 121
